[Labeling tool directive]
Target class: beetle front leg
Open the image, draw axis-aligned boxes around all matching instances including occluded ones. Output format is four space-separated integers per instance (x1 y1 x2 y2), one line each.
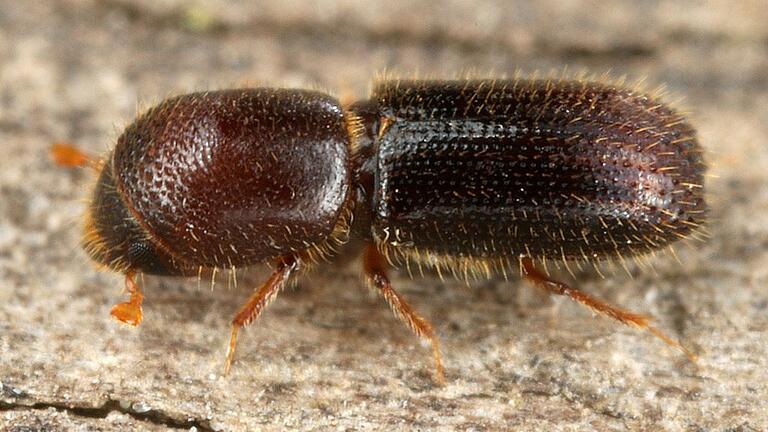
362 243 445 384
224 255 300 375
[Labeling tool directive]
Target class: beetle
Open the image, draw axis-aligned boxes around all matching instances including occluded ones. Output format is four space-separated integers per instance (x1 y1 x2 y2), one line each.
53 77 706 383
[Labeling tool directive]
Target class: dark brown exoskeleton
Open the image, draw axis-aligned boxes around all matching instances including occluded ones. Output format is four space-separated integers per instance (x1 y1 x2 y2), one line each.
54 78 706 383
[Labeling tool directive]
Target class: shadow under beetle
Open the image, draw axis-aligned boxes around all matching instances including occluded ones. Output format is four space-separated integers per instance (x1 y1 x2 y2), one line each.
53 77 707 383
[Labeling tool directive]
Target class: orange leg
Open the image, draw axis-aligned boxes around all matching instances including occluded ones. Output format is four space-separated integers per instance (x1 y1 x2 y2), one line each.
520 257 696 362
110 271 143 326
363 244 445 384
224 256 300 375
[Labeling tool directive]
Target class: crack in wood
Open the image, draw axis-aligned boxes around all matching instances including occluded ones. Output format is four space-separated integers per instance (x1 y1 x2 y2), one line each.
0 398 215 431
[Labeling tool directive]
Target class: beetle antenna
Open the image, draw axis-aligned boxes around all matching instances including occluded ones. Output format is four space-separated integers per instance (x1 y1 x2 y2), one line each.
50 142 103 171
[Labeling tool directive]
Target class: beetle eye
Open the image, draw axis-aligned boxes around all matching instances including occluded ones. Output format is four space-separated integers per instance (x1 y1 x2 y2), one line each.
127 241 155 268
124 240 178 275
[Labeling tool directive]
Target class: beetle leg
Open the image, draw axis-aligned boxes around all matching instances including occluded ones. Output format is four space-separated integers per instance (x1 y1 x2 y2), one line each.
362 243 446 384
520 257 696 362
224 255 300 375
110 270 143 326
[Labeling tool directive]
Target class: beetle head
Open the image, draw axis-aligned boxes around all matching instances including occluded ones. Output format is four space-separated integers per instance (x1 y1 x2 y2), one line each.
82 162 186 276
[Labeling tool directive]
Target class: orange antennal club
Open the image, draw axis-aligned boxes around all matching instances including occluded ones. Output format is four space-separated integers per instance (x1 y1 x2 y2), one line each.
50 142 101 170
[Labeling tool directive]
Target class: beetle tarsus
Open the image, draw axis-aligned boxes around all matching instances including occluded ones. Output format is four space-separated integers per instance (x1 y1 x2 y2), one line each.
224 326 239 376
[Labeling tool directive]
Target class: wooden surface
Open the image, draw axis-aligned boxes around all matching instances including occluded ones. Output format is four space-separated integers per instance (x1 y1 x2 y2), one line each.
1 1 767 430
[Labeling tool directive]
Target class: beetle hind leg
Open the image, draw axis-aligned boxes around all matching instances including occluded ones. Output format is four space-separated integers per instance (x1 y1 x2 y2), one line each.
520 257 697 362
363 243 446 384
